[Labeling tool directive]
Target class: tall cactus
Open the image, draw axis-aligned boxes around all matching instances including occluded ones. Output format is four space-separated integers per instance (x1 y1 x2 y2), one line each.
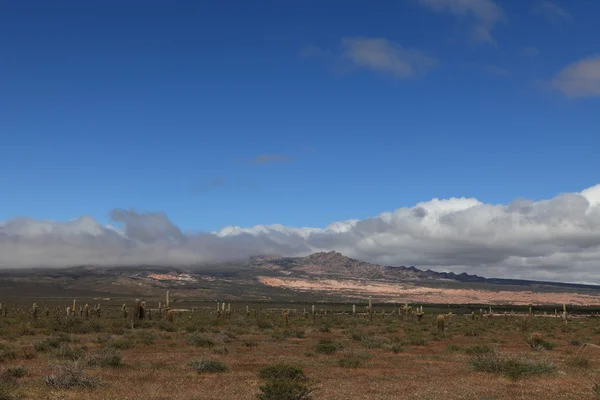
436 314 445 333
165 291 171 320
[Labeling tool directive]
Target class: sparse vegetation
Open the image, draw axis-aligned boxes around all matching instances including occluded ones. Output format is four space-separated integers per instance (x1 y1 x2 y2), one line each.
44 362 101 389
189 359 228 373
314 339 343 354
0 300 597 399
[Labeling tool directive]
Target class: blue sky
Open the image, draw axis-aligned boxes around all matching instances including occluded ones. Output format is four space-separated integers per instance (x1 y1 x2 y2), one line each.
1 0 599 233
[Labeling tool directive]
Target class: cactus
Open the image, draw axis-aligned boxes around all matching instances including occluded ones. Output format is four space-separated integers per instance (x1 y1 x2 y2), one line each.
246 305 250 317
164 291 171 320
66 306 71 317
283 311 289 327
352 304 356 318
140 301 146 320
32 303 38 318
414 305 424 321
83 304 90 320
135 299 141 319
166 309 174 322
436 314 445 333
562 303 568 324
311 304 316 322
72 299 76 316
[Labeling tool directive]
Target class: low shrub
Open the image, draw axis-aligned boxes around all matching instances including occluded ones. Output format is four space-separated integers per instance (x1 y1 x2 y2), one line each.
86 348 122 368
189 359 228 374
186 333 214 348
2 367 27 379
464 344 494 356
257 380 313 400
468 352 555 381
338 351 371 368
44 362 100 389
526 333 554 351
259 364 307 382
314 339 343 354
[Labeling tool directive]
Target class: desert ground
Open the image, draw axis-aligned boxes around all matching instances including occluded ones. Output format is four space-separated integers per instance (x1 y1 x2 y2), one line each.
2 299 600 400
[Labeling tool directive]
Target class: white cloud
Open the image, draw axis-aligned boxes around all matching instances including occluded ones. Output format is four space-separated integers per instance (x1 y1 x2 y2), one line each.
341 37 437 78
303 38 437 79
552 56 600 98
533 1 573 23
3 185 600 283
418 0 505 44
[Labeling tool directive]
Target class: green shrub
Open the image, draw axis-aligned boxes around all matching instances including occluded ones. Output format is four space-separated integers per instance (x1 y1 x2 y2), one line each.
189 359 228 374
44 362 100 389
86 348 122 368
186 333 214 348
3 366 27 379
257 380 313 400
34 336 70 353
464 344 494 356
468 352 555 381
526 333 554 351
55 345 86 361
502 358 555 381
314 339 343 354
259 364 307 382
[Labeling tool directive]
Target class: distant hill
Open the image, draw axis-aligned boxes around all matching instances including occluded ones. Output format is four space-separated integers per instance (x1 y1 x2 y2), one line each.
1 251 599 305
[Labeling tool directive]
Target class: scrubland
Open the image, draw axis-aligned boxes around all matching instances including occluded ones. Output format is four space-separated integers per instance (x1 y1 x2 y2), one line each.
1 302 600 399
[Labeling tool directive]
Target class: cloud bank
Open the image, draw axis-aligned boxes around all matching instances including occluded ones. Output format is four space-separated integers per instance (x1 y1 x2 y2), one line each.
2 185 600 283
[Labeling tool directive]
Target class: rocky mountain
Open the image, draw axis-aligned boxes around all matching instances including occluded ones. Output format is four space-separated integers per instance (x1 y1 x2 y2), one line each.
1 251 600 305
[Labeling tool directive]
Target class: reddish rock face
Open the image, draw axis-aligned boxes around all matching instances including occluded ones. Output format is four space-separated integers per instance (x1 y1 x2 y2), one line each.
258 276 600 306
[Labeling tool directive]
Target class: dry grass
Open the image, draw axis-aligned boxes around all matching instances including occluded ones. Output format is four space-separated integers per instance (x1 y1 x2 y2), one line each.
1 305 600 399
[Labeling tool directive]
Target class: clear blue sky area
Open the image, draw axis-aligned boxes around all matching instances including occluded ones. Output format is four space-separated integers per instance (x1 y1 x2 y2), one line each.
1 0 599 232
